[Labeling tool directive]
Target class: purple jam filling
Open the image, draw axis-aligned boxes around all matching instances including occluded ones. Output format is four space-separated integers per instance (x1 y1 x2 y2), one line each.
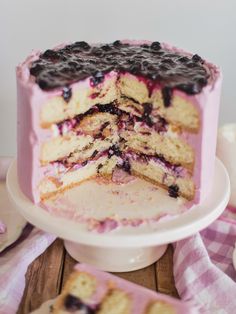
56 102 168 136
125 151 187 178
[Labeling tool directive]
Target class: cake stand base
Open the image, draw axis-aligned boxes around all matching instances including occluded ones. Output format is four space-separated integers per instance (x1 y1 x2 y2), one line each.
64 240 167 272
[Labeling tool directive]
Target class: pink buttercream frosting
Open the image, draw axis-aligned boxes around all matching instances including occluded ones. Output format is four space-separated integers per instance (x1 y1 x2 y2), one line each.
16 40 222 206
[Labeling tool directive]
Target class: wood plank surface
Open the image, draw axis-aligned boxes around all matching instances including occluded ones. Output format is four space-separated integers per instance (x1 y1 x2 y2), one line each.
155 245 179 297
17 242 177 314
17 239 65 314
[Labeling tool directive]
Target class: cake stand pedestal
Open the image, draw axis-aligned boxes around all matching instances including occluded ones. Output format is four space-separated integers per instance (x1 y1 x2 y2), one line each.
64 241 168 272
7 158 230 272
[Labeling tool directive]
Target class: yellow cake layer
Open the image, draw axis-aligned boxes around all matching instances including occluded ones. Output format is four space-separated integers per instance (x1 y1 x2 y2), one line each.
121 130 194 169
39 156 118 200
41 112 118 164
130 159 195 200
40 73 200 132
40 75 118 128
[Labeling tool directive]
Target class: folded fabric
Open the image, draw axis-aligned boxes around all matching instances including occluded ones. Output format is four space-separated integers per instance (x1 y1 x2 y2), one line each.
174 206 236 314
0 226 55 314
0 157 56 314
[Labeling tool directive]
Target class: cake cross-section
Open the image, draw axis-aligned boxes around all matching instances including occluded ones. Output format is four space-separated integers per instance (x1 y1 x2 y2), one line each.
52 263 198 313
16 40 222 204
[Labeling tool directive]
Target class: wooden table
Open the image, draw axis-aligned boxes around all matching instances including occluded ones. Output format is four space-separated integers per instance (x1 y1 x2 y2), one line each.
18 239 178 313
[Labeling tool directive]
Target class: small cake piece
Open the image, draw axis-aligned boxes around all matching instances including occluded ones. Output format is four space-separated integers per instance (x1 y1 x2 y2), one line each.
52 263 198 314
17 40 222 204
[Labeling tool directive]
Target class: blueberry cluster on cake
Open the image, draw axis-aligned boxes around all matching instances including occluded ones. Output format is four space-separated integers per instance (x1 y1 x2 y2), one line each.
51 263 197 313
16 40 221 204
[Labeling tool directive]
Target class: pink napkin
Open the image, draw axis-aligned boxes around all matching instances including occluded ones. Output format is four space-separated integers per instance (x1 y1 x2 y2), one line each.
0 158 56 314
173 206 236 313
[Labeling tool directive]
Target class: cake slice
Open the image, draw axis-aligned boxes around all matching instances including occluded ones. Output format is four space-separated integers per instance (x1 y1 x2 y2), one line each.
16 40 221 204
51 263 197 314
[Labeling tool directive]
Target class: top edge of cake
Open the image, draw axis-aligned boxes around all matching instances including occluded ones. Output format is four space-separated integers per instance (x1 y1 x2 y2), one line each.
17 40 221 99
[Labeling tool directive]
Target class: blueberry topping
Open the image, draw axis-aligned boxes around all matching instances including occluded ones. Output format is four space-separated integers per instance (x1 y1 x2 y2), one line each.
141 44 149 49
73 41 91 50
177 83 201 95
30 41 209 102
113 40 122 46
41 49 60 60
62 86 72 102
168 184 179 198
38 78 49 89
162 87 173 107
192 54 203 63
178 56 189 63
30 63 43 76
64 294 95 313
151 41 161 50
101 44 112 51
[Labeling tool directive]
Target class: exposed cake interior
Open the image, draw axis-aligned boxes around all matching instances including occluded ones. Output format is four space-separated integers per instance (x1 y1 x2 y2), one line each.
52 263 196 313
24 40 216 202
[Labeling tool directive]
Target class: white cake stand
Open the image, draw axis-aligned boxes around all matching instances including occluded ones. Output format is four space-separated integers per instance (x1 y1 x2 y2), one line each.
7 158 230 272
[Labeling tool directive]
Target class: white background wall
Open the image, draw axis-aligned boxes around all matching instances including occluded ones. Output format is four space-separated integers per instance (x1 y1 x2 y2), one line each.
1 0 235 156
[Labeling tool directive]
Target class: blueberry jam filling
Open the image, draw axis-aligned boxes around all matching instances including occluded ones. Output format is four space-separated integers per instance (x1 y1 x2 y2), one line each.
97 163 103 173
153 115 167 133
121 159 131 174
126 151 181 174
108 145 122 158
97 103 122 116
56 100 168 137
168 184 180 198
64 294 96 313
30 41 209 104
142 103 153 126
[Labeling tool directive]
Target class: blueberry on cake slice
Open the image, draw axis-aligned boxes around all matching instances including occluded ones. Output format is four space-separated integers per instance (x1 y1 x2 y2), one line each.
16 40 221 204
51 263 197 313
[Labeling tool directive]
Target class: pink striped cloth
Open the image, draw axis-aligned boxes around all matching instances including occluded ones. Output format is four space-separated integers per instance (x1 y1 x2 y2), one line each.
0 158 56 314
174 206 236 313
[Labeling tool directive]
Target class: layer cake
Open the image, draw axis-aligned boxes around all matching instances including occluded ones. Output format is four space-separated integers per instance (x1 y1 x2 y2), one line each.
16 40 222 204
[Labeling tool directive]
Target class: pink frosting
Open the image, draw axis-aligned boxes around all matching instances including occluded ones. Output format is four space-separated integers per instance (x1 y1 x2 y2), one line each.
72 263 198 313
0 220 7 234
16 41 222 204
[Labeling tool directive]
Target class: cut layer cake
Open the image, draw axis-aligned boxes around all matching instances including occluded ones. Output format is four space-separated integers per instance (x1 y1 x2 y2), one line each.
16 40 222 204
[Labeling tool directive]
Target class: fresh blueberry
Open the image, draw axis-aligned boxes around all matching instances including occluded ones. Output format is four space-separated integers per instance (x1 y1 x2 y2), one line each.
168 184 179 198
151 41 161 50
